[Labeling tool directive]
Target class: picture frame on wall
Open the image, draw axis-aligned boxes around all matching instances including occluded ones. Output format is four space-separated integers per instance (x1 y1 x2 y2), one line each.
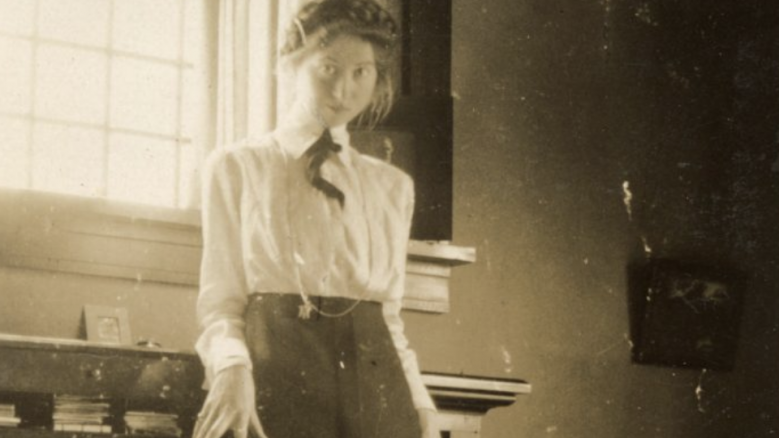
81 305 132 345
633 259 746 371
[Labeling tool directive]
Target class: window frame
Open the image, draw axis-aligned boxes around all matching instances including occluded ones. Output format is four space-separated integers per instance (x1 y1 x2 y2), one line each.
0 0 210 209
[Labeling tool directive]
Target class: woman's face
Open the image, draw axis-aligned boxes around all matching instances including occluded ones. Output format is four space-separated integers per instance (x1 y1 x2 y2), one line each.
295 34 378 127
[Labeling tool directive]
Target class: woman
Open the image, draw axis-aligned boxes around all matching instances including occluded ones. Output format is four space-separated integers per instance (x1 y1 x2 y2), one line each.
193 1 439 437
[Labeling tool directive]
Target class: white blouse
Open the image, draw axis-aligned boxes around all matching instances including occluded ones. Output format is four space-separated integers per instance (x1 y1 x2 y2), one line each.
195 107 435 411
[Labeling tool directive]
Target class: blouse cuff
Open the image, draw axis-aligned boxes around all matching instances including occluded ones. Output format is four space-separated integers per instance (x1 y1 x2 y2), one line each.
210 337 252 374
195 331 252 389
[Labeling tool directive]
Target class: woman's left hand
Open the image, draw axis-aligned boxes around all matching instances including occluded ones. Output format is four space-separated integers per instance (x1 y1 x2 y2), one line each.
417 408 440 438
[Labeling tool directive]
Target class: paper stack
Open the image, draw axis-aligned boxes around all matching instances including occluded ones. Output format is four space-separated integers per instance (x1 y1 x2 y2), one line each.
124 411 181 437
52 395 112 433
0 403 20 428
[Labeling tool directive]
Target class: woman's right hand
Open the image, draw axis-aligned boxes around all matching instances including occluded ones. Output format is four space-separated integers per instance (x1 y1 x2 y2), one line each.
192 365 268 438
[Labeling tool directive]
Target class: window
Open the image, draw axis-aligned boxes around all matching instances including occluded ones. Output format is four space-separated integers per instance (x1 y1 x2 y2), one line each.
0 0 209 208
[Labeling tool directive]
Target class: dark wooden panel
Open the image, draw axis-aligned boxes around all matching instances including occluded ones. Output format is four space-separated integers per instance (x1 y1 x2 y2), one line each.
0 346 202 406
355 0 453 241
0 429 166 438
371 96 453 240
406 0 452 97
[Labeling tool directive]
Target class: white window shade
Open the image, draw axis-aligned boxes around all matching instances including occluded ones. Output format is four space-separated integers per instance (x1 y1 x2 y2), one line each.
35 45 108 124
0 37 32 114
32 123 104 197
0 0 211 209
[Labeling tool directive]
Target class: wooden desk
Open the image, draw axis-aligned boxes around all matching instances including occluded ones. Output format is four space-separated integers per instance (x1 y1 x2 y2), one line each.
0 334 529 437
0 334 202 437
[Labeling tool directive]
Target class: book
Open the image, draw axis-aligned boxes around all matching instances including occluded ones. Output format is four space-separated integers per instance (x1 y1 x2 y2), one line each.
0 403 15 417
54 423 112 433
52 395 111 433
0 403 20 428
0 418 21 427
124 410 181 437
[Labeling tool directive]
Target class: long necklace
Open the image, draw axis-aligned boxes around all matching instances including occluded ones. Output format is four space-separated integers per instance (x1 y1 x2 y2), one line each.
278 133 375 319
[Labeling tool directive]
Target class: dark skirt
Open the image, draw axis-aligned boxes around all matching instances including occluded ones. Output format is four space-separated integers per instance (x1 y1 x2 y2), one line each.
244 294 421 438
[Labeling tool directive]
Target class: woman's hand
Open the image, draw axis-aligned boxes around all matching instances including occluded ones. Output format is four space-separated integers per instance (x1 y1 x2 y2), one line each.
418 407 441 438
193 365 267 438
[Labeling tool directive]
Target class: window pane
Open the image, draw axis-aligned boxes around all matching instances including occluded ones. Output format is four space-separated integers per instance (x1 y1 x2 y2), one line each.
0 116 29 188
0 36 32 114
183 0 204 63
108 133 176 207
111 57 178 136
113 0 180 59
178 141 197 208
181 68 198 139
31 122 104 197
38 0 109 48
0 0 35 36
36 44 107 124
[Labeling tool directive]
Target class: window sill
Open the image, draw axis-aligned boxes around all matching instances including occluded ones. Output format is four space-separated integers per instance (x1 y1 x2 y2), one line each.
0 188 202 285
0 187 201 227
0 188 475 313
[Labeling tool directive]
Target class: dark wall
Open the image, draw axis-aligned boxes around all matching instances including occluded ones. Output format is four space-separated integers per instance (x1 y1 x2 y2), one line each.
403 0 779 437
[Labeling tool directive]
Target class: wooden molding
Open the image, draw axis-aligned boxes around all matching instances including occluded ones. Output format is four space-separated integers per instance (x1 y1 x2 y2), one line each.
422 372 531 413
0 190 475 313
408 240 476 265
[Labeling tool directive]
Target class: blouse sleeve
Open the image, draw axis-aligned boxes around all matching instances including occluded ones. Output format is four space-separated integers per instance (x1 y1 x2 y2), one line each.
195 149 252 388
382 176 437 411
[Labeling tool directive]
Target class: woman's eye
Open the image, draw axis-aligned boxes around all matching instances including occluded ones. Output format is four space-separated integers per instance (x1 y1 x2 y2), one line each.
354 67 374 79
320 64 337 75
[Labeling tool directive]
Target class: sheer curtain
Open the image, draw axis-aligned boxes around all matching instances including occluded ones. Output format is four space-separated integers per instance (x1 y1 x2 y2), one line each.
188 0 308 208
216 0 310 147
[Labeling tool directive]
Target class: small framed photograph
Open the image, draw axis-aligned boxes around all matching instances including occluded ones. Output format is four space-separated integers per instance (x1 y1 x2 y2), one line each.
633 259 746 370
81 305 132 345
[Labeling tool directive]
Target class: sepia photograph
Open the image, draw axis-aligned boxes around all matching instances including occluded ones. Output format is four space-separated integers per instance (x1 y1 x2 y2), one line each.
0 0 777 437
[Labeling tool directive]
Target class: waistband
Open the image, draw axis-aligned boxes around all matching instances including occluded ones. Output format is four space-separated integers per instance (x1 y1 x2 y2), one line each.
247 293 381 319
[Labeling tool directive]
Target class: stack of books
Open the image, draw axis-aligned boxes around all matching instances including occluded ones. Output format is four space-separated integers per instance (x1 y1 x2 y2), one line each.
52 395 112 433
0 403 20 428
124 411 181 437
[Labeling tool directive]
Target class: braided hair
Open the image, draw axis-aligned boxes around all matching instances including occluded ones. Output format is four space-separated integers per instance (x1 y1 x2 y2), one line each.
281 0 399 127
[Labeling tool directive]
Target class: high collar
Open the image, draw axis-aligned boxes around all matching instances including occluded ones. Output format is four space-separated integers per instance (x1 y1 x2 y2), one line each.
274 102 352 165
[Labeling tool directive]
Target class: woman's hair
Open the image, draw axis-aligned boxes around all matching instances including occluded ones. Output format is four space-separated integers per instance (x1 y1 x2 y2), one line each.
281 0 399 127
